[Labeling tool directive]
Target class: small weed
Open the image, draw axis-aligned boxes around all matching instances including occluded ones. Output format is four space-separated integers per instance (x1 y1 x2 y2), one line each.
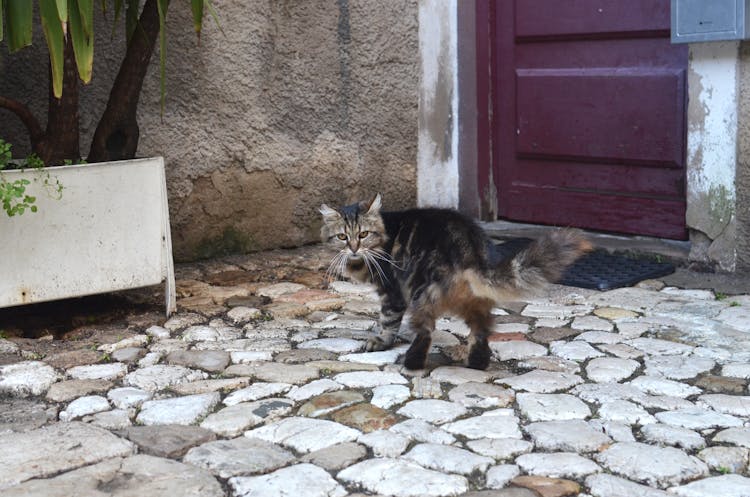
0 330 7 339
730 301 741 307
715 292 728 301
717 466 732 475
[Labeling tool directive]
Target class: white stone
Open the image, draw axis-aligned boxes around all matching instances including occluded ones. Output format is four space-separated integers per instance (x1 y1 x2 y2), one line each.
598 343 645 359
525 420 611 453
336 458 468 497
136 393 220 425
718 305 750 330
245 417 360 453
0 339 19 354
442 410 522 440
640 423 705 450
429 366 491 385
66 363 128 381
628 376 702 398
636 395 695 411
516 452 601 479
230 463 346 497
627 337 694 356
436 317 471 337
490 340 548 361
518 356 580 374
0 361 60 397
227 306 262 323
698 446 749 474
123 365 206 392
298 337 364 353
389 419 456 445
328 280 377 296
137 352 163 368
575 331 622 343
655 408 743 430
286 379 342 402
358 430 410 457
492 322 529 334
698 394 750 417
588 419 636 442
371 384 411 409
522 303 593 319
312 316 376 330
585 473 671 497
410 376 443 399
223 382 293 406
257 282 307 298
403 443 494 475
163 313 204 331
145 325 170 339
182 325 242 342
397 399 466 424
714 427 750 448
550 340 605 361
500 370 583 393
448 382 514 409
338 348 405 365
586 357 640 383
334 370 408 388
59 395 110 422
85 409 132 430
229 350 273 363
616 320 651 339
517 392 590 421
669 474 750 497
466 438 533 460
596 442 709 487
598 400 657 425
722 362 750 379
572 315 614 331
486 464 521 489
107 387 152 409
644 355 715 380
200 398 294 437
184 437 295 479
572 382 646 405
97 336 148 353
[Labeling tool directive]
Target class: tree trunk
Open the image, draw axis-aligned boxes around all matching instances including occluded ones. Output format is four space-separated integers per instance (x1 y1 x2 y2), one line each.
87 0 166 163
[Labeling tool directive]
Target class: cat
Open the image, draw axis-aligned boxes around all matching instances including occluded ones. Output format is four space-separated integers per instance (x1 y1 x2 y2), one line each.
319 193 591 370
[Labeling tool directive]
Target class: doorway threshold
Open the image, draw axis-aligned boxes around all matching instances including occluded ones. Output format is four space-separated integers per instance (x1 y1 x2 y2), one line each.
480 220 690 264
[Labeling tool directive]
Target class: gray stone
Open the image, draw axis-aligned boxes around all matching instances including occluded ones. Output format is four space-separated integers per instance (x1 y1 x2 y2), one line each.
337 458 468 497
45 379 113 403
301 441 367 470
123 364 207 392
627 337 694 356
163 313 205 331
486 464 521 489
597 400 657 425
521 303 593 319
107 387 152 409
411 376 444 399
499 370 583 393
585 473 671 497
97 335 149 353
84 409 132 430
0 422 135 490
698 446 749 474
516 393 591 421
183 436 295 478
118 425 217 458
286 378 343 401
227 361 319 384
146 325 171 339
628 376 702 398
588 419 636 442
245 416 361 453
111 347 146 363
358 430 411 457
595 442 709 488
575 331 622 343
182 324 242 342
166 350 230 373
2 454 223 497
714 427 750 448
230 463 347 497
525 420 612 453
640 423 705 450
136 392 220 425
698 393 750 417
448 382 515 408
223 382 293 405
339 348 405 365
371 384 411 409
669 475 750 497
403 443 494 475
515 452 601 479
334 370 409 388
170 377 254 395
572 316 615 331
550 340 605 361
397 399 467 424
517 355 580 374
490 340 548 361
0 361 60 397
200 398 294 437
645 355 715 380
430 365 492 384
572 382 646 405
66 362 128 381
0 398 57 433
598 343 645 359
298 337 365 353
227 306 262 323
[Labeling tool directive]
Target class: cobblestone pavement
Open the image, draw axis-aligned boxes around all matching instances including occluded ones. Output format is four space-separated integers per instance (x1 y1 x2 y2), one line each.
2 244 750 497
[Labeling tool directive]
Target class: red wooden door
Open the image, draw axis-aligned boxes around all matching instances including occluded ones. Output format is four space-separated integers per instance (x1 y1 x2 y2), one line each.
491 0 689 239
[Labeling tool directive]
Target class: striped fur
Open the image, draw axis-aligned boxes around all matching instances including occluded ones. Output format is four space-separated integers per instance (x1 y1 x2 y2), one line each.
320 194 590 370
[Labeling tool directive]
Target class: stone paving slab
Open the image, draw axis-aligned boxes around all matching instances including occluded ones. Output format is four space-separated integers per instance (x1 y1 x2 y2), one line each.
1 244 750 496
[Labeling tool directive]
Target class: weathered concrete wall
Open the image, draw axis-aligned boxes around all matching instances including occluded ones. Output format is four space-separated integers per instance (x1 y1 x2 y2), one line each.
1 1 418 261
737 43 750 273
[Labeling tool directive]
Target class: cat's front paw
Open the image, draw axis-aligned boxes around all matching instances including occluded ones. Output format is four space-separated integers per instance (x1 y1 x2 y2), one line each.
366 336 390 352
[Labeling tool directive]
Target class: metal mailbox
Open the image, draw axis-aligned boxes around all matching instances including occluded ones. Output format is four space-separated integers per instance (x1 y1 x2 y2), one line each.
671 0 750 43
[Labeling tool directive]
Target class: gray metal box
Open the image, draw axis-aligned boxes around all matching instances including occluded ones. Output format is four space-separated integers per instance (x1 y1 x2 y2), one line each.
671 0 750 43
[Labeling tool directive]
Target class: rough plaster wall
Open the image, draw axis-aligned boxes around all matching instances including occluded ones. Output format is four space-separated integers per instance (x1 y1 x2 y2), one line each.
737 43 750 272
1 1 418 261
417 0 458 209
685 42 738 271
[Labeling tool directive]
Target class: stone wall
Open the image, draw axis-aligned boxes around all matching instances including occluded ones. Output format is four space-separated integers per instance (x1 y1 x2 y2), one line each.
0 1 419 261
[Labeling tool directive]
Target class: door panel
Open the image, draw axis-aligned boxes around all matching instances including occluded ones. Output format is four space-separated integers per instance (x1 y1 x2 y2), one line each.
492 0 689 239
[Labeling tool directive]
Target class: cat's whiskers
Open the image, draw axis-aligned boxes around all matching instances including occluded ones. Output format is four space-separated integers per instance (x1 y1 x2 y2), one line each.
368 247 403 271
325 250 348 282
362 249 389 285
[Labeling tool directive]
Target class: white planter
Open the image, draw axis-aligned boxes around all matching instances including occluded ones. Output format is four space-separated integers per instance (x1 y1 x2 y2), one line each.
0 157 176 315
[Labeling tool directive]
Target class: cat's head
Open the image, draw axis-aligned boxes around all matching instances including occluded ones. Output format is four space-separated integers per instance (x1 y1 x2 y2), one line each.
319 194 388 282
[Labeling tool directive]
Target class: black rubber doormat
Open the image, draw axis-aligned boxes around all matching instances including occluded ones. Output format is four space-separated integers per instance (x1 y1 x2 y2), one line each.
491 238 676 291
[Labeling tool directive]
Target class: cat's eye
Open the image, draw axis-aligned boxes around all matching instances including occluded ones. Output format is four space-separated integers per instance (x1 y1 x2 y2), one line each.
336 234 347 240
358 231 369 239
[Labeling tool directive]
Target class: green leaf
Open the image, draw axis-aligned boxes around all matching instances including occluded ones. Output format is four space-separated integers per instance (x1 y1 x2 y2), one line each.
69 0 94 83
5 0 33 52
191 0 203 39
55 0 68 23
39 0 66 98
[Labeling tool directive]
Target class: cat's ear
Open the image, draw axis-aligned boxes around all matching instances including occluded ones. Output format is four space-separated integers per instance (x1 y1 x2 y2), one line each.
319 203 341 220
366 193 382 214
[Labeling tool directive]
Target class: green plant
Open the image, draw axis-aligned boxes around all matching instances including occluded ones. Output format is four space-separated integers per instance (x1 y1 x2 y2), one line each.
716 291 728 301
0 138 63 216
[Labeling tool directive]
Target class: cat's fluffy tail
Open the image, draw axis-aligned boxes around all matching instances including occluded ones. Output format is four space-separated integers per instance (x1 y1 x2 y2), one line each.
492 229 592 293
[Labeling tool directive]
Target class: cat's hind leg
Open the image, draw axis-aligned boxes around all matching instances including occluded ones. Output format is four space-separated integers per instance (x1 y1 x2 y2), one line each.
366 292 406 352
463 301 494 370
403 307 436 370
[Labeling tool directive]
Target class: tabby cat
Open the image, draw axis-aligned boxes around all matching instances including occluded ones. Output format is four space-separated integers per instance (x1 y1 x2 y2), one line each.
319 194 590 370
